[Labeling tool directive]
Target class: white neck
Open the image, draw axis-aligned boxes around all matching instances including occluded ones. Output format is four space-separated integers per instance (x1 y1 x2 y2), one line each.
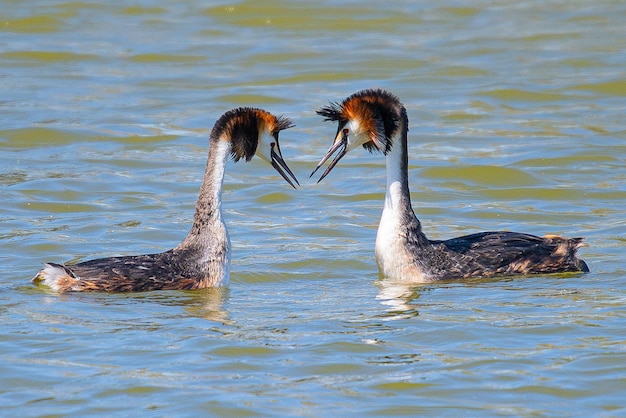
374 122 426 281
383 137 408 214
377 133 411 248
177 139 231 251
176 138 232 285
206 139 230 212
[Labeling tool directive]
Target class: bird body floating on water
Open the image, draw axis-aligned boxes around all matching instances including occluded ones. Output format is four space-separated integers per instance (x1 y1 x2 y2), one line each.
33 107 299 292
311 88 588 282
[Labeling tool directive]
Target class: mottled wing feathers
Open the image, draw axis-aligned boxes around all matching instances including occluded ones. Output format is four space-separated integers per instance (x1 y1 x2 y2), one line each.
34 250 216 292
417 231 587 280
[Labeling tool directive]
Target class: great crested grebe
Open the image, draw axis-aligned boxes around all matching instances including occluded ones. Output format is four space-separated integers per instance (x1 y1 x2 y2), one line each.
311 89 589 282
33 107 299 292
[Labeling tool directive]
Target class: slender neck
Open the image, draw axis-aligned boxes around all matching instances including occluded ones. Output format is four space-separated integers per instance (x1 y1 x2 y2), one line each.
178 138 230 248
380 110 427 244
383 111 413 216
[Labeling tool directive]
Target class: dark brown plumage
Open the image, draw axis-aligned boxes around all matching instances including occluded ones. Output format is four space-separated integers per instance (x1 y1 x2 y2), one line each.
312 89 588 282
32 107 299 292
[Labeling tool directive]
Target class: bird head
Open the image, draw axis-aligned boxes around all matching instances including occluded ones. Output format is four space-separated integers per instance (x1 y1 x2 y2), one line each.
311 89 404 182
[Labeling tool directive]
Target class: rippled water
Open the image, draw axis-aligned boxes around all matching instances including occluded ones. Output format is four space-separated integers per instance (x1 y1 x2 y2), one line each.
2 1 625 416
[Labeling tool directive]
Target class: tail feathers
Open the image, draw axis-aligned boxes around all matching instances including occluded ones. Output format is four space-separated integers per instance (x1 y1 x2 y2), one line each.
567 236 586 250
32 263 79 292
570 238 589 272
543 235 589 273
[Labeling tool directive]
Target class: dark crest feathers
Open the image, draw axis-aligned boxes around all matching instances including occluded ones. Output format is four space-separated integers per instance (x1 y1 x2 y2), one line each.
275 114 295 131
317 88 404 155
210 107 292 162
316 102 344 122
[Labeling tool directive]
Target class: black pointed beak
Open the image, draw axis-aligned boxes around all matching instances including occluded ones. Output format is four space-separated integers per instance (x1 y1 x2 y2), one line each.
309 129 348 183
271 141 300 189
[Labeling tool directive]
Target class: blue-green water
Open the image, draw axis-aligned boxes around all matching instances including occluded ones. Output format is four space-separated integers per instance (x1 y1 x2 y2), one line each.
2 1 625 416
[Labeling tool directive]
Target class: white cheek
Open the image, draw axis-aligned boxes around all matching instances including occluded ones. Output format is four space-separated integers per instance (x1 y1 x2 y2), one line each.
348 119 360 132
346 120 369 151
255 131 273 165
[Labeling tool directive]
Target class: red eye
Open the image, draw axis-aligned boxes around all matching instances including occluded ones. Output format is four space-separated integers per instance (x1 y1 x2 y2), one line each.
343 128 349 135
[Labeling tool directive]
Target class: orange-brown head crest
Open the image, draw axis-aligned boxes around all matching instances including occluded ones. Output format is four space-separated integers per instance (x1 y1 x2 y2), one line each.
317 88 404 155
211 107 293 162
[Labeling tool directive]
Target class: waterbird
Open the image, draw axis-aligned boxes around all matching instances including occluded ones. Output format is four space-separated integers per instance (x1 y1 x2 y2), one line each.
32 107 299 292
311 88 588 282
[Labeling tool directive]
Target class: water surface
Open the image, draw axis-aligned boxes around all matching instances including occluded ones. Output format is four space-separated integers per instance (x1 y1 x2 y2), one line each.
1 0 625 416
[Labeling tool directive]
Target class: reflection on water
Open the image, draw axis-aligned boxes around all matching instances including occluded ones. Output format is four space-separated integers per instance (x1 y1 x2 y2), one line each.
375 281 422 320
180 288 232 324
1 0 625 415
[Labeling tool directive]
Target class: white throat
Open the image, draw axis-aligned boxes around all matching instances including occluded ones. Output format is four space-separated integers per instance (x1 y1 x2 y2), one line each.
210 139 231 212
374 131 419 281
382 139 406 214
377 137 406 245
